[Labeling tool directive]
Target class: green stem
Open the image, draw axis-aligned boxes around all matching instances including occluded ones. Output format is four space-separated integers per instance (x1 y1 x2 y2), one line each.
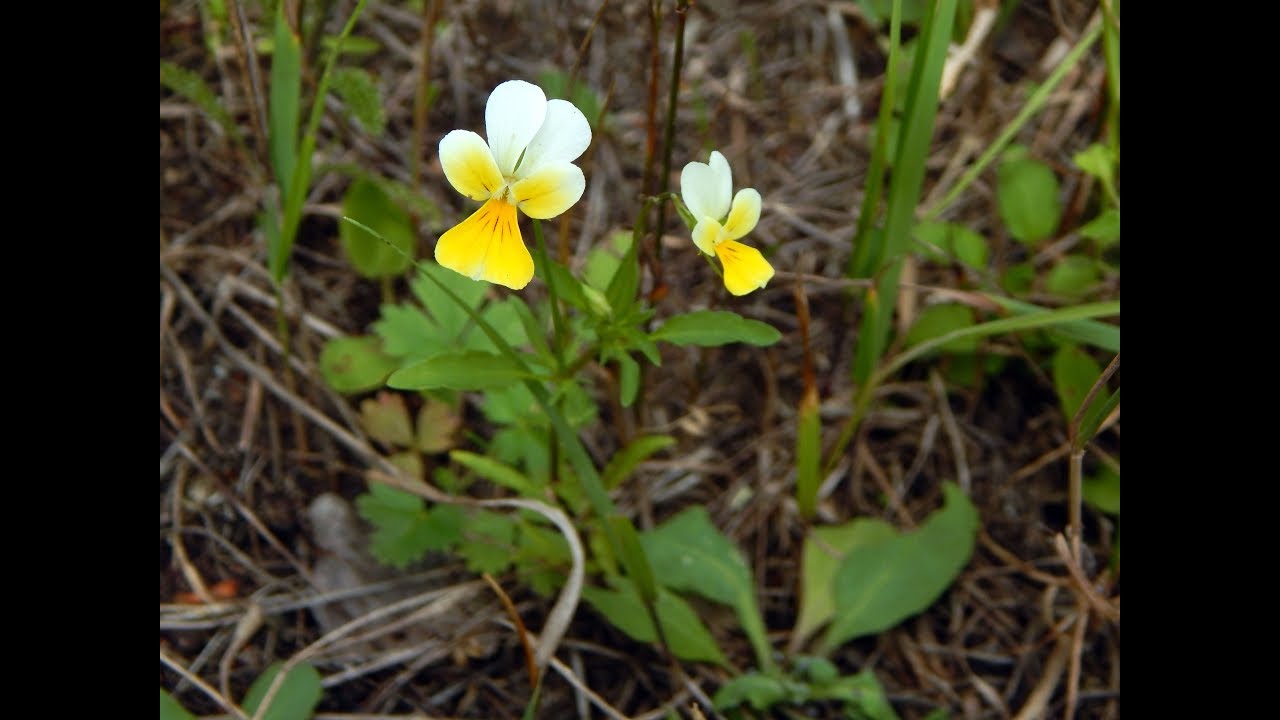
533 219 567 368
654 0 690 260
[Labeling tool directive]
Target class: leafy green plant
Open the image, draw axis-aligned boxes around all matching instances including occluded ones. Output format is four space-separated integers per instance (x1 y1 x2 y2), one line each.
161 661 322 720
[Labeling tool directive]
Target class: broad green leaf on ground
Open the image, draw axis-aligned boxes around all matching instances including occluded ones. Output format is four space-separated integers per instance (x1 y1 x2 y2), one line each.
340 179 414 278
1001 262 1035 296
808 668 901 720
905 304 978 353
159 689 195 720
1051 343 1103 421
821 483 978 653
356 484 463 567
602 435 677 489
582 578 728 665
1079 208 1120 247
242 661 322 720
388 350 529 390
359 392 414 447
319 336 400 393
651 310 782 347
997 146 1061 244
793 518 898 647
641 506 774 670
457 509 517 574
332 67 386 136
1083 465 1120 515
1046 255 1100 298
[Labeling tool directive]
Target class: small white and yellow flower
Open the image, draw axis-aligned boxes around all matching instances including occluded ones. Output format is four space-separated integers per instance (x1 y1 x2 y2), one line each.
435 80 592 290
680 151 774 296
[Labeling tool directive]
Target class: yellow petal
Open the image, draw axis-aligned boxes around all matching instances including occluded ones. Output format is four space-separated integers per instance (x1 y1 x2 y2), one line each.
714 239 774 296
723 188 761 240
691 217 722 256
434 198 534 290
438 130 503 201
510 162 585 219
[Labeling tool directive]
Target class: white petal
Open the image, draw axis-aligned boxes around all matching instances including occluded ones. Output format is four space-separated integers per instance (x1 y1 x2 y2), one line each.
517 99 591 176
723 188 762 240
485 80 547 176
681 160 729 222
691 217 722 256
708 151 733 214
438 130 502 201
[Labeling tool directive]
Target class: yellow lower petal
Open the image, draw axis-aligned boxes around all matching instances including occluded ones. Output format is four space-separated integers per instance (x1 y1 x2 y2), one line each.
714 239 774 296
435 198 534 290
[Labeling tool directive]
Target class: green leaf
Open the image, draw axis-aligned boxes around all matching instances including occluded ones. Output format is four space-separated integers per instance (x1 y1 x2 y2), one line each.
1073 143 1114 184
651 310 782 347
606 230 640 315
1046 255 1100 298
617 352 640 408
388 350 529 390
359 392 415 447
449 449 540 496
415 399 460 454
583 579 728 664
815 670 900 720
905 304 977 354
821 483 978 651
340 179 414 278
268 2 301 202
541 258 591 314
332 67 386 136
610 514 658 603
1083 465 1120 515
319 336 400 393
242 662 322 720
584 231 632 291
373 304 447 361
1001 262 1035 296
997 147 1062 244
1078 386 1119 445
411 262 489 341
458 509 516 574
641 506 775 672
1051 343 1103 422
713 672 792 711
159 61 243 149
793 518 898 647
356 484 463 567
983 295 1120 353
514 519 573 596
913 221 988 269
602 434 676 490
1079 208 1120 247
159 689 195 720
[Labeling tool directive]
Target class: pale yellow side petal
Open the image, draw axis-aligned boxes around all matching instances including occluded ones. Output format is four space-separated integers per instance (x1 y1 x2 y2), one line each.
438 130 502 201
714 239 774 296
691 217 722 256
485 80 547 176
435 198 534 290
723 188 762 240
510 162 585 219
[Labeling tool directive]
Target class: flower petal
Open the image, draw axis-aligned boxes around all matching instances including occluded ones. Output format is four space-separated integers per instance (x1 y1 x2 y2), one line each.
691 217 722 256
517 99 591 175
681 159 730 222
485 80 547 176
722 188 762 239
708 151 733 214
714 239 774 296
511 162 585 219
435 197 534 290
438 129 503 201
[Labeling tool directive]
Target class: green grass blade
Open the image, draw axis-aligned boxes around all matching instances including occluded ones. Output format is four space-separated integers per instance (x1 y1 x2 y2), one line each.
848 0 902 279
268 1 301 205
984 295 1120 353
852 0 958 386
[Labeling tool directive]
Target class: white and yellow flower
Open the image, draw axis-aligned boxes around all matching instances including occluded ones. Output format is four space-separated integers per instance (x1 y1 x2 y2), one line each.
680 151 774 296
435 80 592 290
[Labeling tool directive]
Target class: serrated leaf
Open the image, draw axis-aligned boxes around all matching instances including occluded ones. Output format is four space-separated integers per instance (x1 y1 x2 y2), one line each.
388 450 423 480
602 434 675 490
458 510 516 573
793 518 898 647
388 350 528 390
905 304 977 353
1083 465 1120 515
997 148 1061 244
159 689 195 720
356 484 463 567
1051 343 1103 422
332 67 386 136
359 392 414 447
1046 255 1100 298
469 298 527 353
641 506 774 671
319 336 399 393
821 483 978 651
410 262 489 341
583 579 728 665
373 304 445 361
651 310 782 347
340 179 414 278
450 449 540 496
1079 208 1120 247
159 61 242 148
242 661 322 720
416 399 460 454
